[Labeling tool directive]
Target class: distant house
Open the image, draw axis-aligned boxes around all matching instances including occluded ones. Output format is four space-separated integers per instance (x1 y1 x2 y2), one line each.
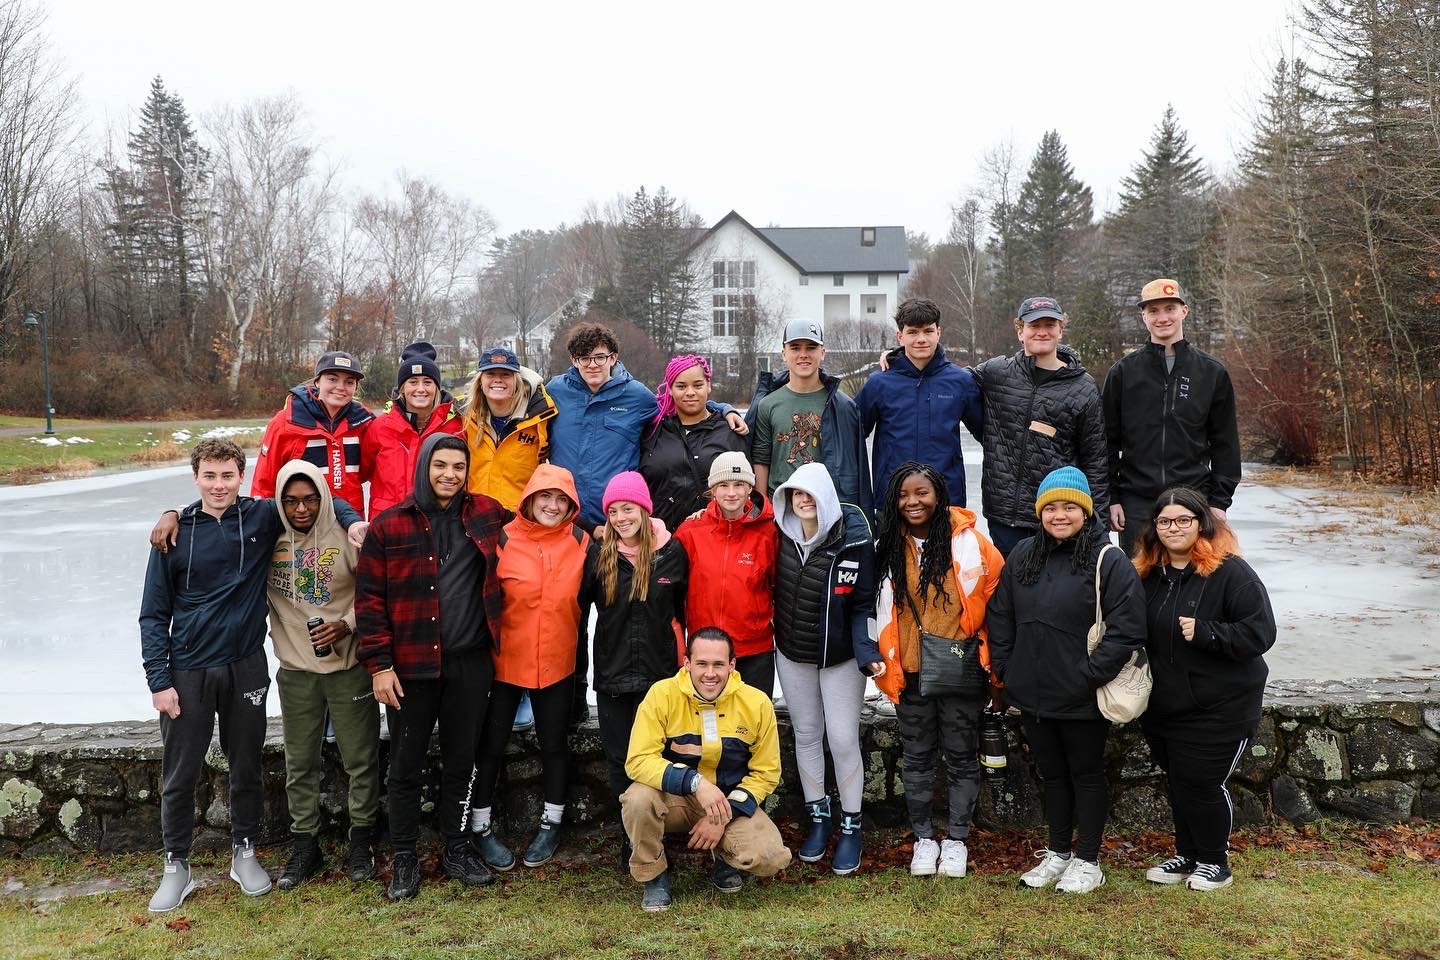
686 210 908 380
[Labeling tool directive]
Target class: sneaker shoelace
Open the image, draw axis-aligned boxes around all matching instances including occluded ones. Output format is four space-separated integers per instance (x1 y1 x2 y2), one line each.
1157 855 1193 872
1191 863 1225 882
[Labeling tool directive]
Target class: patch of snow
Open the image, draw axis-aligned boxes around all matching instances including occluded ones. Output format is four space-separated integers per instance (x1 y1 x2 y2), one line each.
171 429 191 442
64 436 93 445
199 425 261 439
27 436 63 446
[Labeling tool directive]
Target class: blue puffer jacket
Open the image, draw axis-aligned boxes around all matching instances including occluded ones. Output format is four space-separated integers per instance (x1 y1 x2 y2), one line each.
745 369 873 516
858 347 983 505
547 362 660 527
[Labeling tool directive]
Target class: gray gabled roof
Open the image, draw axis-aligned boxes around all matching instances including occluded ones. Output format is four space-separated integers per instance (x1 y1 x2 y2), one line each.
689 211 909 275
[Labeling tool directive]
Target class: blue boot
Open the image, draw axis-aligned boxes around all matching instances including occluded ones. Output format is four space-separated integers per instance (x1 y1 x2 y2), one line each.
832 811 863 876
512 692 535 733
798 796 834 863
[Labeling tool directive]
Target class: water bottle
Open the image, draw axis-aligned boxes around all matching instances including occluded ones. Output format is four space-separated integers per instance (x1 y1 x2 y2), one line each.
979 707 1007 780
308 617 332 658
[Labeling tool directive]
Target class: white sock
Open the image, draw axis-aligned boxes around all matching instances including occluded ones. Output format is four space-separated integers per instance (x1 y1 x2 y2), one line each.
543 802 566 825
473 806 492 833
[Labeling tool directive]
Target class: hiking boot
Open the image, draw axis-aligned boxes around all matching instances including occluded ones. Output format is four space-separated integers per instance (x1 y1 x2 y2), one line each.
938 838 969 878
1055 858 1105 893
1020 849 1073 888
512 692 535 733
1145 854 1197 885
712 854 743 894
474 826 516 872
345 826 376 882
1186 862 1234 891
641 871 671 912
797 796 833 863
387 851 421 900
522 817 561 868
230 838 273 897
277 834 323 890
147 853 195 913
910 837 940 876
442 841 495 887
832 811 862 876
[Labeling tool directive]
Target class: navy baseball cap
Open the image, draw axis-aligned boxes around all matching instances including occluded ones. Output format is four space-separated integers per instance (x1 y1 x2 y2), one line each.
314 351 364 379
1017 296 1064 323
477 347 521 373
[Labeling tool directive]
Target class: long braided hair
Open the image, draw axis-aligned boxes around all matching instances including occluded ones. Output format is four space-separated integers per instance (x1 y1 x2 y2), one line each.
875 461 955 613
1010 507 1102 586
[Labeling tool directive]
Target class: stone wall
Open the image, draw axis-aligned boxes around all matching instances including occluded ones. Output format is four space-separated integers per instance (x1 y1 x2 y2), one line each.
1 678 1434 856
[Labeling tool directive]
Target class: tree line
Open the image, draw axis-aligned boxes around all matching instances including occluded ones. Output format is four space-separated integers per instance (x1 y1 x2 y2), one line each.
0 0 1436 487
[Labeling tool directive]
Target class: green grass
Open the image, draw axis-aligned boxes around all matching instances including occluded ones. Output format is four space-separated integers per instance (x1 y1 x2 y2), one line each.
0 418 267 484
1 830 1436 960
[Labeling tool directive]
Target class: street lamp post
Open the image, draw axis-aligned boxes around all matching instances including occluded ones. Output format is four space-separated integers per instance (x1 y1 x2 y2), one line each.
23 309 55 436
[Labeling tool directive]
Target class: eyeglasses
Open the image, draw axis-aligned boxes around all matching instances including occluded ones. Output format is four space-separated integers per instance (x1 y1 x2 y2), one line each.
1154 515 1197 531
281 495 322 509
574 353 616 368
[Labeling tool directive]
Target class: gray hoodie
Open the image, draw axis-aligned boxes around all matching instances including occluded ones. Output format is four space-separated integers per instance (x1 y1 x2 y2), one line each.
774 462 844 564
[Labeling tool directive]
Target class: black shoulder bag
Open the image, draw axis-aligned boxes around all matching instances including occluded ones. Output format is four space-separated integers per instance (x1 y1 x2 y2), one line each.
905 588 989 699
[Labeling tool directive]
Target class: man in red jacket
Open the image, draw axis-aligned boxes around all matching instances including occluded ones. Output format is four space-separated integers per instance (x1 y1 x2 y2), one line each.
674 452 779 696
355 433 506 900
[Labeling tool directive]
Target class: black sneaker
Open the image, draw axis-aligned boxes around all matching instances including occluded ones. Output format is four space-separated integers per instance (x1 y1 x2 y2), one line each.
641 871 672 912
346 826 376 882
1186 862 1234 891
387 851 421 901
277 834 324 890
712 854 743 894
1145 854 1196 885
442 842 496 887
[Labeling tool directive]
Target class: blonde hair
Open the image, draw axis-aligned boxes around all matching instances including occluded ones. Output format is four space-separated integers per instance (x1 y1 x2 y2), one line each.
597 507 656 604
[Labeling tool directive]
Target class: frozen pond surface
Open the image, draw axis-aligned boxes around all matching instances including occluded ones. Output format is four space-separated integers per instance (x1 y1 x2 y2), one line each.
0 456 1436 723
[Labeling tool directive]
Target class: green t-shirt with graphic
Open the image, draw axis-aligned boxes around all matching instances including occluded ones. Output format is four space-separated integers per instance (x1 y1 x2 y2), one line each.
751 385 828 495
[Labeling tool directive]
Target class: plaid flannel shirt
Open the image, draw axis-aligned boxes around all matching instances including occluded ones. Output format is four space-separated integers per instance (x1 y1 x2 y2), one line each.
355 492 507 680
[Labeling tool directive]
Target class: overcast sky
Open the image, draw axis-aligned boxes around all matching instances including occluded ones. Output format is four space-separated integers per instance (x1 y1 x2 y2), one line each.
44 0 1298 241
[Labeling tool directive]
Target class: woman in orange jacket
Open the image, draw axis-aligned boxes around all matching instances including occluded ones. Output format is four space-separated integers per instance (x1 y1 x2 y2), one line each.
469 465 589 871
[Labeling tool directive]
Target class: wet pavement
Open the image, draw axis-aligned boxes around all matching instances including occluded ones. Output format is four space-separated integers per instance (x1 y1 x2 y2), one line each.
0 457 1436 724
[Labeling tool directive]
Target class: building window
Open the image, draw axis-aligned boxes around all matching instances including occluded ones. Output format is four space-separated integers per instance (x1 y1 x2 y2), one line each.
758 356 771 373
861 227 876 246
712 259 755 290
712 293 755 337
726 355 739 376
867 273 879 286
862 294 885 319
799 274 809 286
833 273 844 287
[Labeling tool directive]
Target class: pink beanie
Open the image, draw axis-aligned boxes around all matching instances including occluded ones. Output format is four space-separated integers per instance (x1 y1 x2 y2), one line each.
602 471 653 515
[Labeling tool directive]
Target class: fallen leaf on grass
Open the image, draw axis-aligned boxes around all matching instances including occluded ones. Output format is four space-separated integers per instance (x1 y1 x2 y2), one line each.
164 917 192 932
128 915 149 926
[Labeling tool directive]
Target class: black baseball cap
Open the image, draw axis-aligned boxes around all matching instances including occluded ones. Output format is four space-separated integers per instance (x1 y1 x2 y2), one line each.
1017 296 1064 323
314 351 364 379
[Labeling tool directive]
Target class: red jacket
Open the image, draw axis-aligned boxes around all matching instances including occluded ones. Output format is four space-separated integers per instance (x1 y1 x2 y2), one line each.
363 399 464 518
355 491 507 681
673 492 778 659
252 384 375 514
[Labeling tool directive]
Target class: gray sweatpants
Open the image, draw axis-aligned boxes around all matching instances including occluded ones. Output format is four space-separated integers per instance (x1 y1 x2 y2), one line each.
895 672 985 840
158 648 270 855
774 649 867 812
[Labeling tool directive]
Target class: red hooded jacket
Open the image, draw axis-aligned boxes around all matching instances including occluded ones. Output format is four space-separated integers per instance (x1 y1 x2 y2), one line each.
673 492 778 659
363 398 464 518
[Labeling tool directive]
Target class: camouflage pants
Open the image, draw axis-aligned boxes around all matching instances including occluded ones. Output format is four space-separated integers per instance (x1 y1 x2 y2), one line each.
896 674 985 840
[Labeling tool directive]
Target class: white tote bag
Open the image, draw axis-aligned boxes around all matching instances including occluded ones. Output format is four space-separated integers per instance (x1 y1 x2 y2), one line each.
1085 544 1152 723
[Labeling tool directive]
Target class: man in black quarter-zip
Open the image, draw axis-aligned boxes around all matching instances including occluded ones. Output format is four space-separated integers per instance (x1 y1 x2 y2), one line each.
1102 278 1242 555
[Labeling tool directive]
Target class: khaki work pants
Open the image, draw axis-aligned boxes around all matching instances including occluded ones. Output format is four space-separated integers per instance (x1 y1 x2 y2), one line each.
620 782 792 882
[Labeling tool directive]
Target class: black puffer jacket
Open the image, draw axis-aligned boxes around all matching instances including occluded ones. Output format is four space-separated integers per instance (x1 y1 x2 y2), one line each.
639 412 749 532
1140 555 1275 742
583 537 689 696
971 346 1110 530
773 505 876 669
986 538 1146 720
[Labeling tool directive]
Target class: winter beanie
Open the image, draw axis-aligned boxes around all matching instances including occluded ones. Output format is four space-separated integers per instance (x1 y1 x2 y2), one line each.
602 471 653 515
396 341 442 392
707 451 755 488
1035 465 1093 518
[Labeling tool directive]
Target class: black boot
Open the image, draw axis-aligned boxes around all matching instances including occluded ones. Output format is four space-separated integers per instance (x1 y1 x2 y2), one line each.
345 825 376 882
277 833 323 890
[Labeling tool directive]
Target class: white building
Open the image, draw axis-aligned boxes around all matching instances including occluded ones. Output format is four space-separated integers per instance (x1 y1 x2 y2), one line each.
686 210 909 379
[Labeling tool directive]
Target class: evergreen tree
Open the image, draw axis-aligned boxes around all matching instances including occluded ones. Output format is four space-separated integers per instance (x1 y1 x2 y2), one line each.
1013 130 1094 298
615 186 703 354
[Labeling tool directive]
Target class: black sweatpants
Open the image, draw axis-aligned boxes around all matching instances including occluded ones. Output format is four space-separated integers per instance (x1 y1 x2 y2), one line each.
159 648 270 855
386 651 493 851
1022 714 1112 862
595 689 648 802
736 651 775 699
1145 732 1250 868
474 676 575 809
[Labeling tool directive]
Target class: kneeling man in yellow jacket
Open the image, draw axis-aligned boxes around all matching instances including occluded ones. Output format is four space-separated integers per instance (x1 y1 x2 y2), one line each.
622 627 792 912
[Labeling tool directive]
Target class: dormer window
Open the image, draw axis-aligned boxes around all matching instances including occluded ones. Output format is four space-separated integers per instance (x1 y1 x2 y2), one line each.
861 227 876 246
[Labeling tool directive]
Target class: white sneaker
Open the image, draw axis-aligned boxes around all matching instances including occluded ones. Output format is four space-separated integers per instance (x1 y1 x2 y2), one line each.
938 838 968 878
1054 857 1105 893
1019 849 1073 888
910 837 940 876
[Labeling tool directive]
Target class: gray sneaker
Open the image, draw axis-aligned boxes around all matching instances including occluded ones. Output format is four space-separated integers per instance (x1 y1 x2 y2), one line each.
148 853 196 913
230 838 273 897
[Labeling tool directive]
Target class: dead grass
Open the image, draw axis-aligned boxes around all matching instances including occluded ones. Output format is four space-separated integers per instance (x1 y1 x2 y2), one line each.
127 441 186 465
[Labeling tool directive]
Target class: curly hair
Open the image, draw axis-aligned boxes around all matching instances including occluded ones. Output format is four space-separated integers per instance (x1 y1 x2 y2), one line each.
566 322 619 360
875 461 955 612
191 438 246 476
1010 510 1102 586
1132 486 1240 578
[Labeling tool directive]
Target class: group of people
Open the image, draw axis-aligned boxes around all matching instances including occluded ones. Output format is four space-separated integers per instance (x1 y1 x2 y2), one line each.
139 277 1276 915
